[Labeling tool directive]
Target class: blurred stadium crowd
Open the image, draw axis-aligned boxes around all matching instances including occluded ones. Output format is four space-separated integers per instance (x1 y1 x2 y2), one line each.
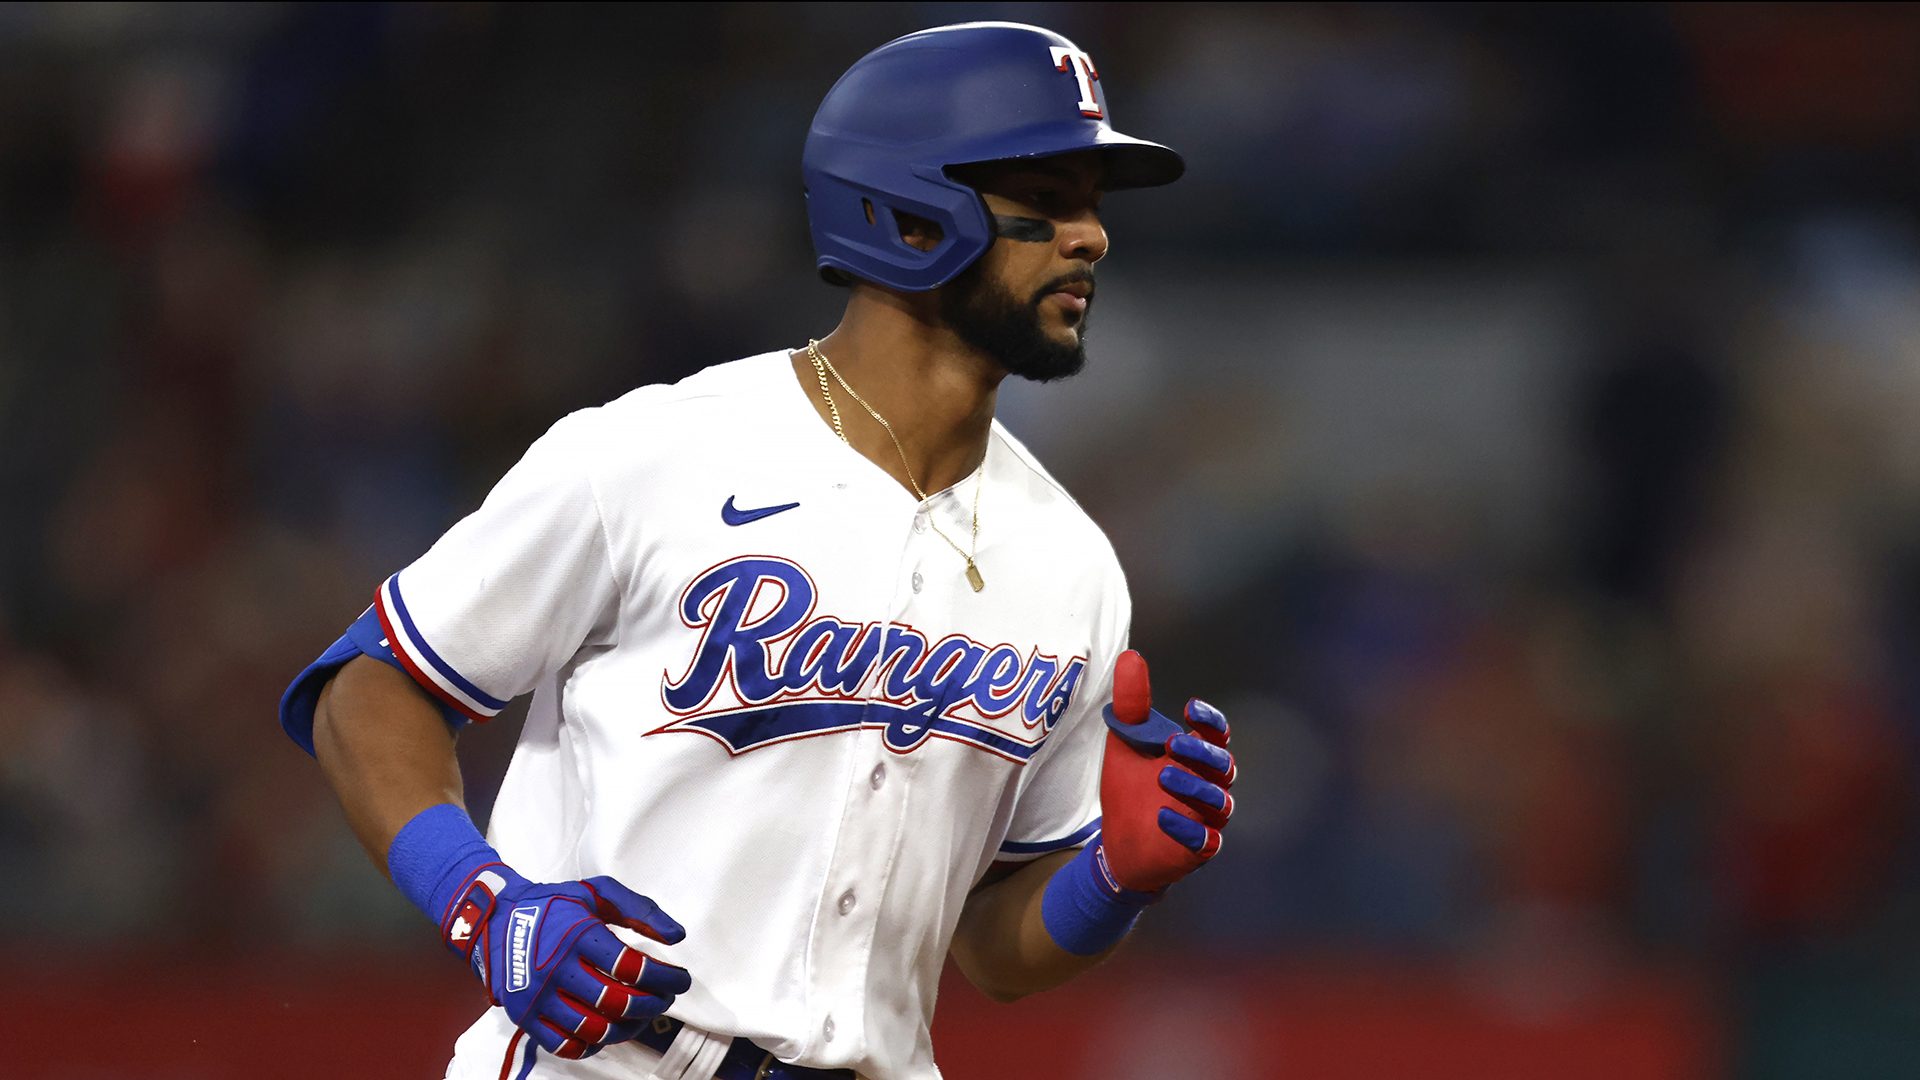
5 4 1920 1076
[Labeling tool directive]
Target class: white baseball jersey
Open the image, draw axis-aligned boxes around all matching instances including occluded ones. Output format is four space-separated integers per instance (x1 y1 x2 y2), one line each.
381 351 1129 1080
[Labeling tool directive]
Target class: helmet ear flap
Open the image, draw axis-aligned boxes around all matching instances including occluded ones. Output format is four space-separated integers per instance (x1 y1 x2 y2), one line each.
803 166 992 291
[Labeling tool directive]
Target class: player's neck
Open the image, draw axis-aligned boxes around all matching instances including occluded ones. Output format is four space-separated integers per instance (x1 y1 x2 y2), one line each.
792 286 1003 498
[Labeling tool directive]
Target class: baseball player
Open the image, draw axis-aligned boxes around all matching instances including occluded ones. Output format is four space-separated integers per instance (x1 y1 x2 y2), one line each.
279 22 1235 1080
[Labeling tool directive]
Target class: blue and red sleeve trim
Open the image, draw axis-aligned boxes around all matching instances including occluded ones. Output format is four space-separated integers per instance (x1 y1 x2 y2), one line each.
375 574 509 722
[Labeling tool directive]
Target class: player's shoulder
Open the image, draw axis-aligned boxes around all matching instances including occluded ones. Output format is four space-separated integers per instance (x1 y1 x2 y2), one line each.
989 420 1123 574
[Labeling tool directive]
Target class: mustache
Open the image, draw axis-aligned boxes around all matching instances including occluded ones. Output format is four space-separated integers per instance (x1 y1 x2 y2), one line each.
1029 268 1097 308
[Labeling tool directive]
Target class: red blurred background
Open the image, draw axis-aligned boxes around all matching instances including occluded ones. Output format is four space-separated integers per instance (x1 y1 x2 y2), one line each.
1 956 1718 1079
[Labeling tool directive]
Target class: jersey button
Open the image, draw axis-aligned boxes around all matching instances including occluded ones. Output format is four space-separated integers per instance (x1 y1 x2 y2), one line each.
911 571 923 593
869 763 886 790
913 513 928 534
823 1017 836 1042
837 889 857 915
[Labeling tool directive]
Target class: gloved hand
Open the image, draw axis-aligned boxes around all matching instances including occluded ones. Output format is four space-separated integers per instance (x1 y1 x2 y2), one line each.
1098 650 1235 895
439 863 692 1060
1039 650 1238 955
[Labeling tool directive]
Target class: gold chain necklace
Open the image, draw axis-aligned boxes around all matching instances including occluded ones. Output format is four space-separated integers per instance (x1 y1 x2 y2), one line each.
806 339 985 592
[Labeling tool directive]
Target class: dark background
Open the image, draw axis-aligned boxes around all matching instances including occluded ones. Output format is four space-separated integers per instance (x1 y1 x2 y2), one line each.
4 3 1920 1077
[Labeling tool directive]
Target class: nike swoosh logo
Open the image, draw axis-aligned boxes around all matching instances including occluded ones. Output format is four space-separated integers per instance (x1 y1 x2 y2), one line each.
722 496 801 526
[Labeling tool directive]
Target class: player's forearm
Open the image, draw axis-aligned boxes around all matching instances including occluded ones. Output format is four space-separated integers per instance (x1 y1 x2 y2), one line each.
950 849 1121 1002
313 654 467 875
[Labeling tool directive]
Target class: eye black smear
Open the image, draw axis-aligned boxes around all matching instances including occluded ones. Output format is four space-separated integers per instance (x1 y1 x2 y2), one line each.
992 214 1055 243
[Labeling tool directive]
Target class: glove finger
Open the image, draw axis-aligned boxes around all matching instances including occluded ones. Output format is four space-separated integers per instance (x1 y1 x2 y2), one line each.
1168 733 1236 788
531 1017 596 1060
575 923 693 997
1184 699 1230 747
1159 765 1232 828
562 956 673 1021
546 990 616 1044
582 877 686 944
1113 650 1152 724
549 974 634 1029
1158 807 1222 858
550 988 649 1045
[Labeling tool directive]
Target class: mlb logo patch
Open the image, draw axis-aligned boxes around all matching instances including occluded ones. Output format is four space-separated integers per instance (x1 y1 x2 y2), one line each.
507 905 541 992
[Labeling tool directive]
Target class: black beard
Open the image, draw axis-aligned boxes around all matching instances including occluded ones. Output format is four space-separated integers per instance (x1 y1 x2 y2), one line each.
938 262 1090 383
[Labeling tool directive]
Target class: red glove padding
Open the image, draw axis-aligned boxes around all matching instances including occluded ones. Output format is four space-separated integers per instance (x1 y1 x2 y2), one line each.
1099 650 1236 894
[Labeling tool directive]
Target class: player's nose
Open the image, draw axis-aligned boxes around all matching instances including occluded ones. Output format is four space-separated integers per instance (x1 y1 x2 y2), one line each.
1059 209 1108 264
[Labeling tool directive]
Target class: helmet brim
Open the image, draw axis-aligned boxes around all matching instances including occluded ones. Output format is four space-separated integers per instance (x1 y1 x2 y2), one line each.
942 123 1185 190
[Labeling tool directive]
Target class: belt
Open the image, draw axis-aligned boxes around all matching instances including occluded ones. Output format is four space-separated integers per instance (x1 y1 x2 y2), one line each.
634 1016 855 1080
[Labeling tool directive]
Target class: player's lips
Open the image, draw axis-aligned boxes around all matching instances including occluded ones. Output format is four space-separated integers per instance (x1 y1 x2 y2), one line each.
1047 280 1093 313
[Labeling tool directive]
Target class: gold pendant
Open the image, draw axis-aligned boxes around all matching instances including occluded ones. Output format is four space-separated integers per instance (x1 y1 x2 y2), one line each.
966 563 985 592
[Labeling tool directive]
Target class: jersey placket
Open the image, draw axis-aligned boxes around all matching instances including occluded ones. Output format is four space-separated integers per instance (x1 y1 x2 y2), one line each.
803 481 968 1064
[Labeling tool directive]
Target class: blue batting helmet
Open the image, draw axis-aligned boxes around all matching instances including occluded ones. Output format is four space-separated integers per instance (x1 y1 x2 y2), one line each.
803 22 1184 292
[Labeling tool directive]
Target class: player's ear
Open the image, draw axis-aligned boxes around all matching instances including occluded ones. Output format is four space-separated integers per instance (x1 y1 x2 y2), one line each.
893 209 944 253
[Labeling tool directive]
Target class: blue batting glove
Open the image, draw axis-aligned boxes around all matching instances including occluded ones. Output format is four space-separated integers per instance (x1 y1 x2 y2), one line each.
392 804 691 1061
442 866 691 1059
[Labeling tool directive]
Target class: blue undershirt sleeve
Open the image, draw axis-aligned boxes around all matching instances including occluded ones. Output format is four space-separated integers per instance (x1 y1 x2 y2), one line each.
278 604 469 757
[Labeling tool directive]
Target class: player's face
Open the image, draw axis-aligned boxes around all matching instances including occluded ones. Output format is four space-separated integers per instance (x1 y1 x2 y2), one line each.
939 151 1109 382
968 153 1108 337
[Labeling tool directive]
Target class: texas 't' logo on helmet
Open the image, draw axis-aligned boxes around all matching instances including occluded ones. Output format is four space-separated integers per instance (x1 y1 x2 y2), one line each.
1049 46 1102 118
